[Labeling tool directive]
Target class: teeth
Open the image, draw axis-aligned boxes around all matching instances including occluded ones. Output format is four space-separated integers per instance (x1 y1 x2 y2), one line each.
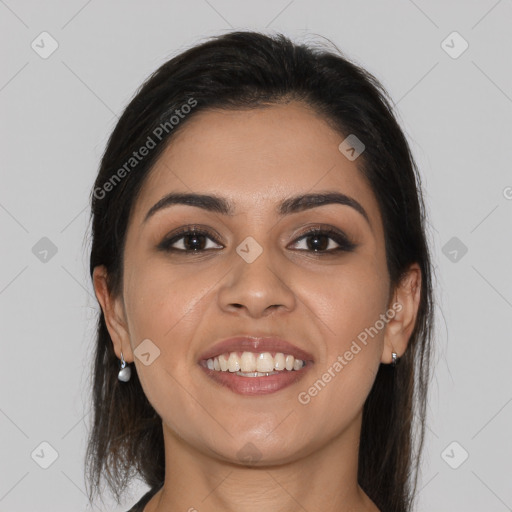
240 351 256 372
293 358 303 371
204 351 306 373
228 352 241 372
274 352 286 370
219 355 228 372
256 352 274 372
236 370 280 377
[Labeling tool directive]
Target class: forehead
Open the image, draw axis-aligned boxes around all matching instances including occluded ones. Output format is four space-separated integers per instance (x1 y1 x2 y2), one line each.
130 102 381 227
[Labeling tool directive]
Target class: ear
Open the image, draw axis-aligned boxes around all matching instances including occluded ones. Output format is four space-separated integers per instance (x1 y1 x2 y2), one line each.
381 263 422 364
92 265 134 363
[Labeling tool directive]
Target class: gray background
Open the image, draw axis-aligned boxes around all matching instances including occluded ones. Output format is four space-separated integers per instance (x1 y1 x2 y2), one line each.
1 1 511 511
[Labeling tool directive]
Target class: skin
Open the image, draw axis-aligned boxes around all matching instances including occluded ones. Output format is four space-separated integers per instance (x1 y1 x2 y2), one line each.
94 101 421 512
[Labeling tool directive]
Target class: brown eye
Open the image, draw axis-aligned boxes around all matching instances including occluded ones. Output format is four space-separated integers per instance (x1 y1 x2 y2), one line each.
157 225 357 255
158 227 223 253
289 227 357 253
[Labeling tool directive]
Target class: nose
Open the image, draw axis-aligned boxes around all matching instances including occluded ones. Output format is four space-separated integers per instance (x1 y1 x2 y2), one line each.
217 241 296 318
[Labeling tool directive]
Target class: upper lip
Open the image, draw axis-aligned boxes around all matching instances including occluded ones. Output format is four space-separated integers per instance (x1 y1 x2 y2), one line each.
198 336 315 362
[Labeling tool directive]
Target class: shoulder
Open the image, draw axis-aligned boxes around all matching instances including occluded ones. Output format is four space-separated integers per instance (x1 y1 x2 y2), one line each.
125 484 163 512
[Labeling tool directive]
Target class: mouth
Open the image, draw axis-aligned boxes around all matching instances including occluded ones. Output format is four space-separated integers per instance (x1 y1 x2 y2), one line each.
197 336 315 396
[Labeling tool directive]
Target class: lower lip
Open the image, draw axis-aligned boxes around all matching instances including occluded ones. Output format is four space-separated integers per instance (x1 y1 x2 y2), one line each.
198 362 314 396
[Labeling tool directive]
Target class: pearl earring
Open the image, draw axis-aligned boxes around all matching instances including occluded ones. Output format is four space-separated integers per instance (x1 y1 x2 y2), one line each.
118 351 132 382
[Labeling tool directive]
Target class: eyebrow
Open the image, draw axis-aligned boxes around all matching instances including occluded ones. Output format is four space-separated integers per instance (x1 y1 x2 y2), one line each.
143 191 371 228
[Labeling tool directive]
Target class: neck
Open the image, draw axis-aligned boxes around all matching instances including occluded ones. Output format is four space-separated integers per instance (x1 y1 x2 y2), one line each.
145 411 379 512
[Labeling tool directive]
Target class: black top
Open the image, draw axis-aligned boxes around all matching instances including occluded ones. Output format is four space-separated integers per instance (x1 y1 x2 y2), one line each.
125 484 163 512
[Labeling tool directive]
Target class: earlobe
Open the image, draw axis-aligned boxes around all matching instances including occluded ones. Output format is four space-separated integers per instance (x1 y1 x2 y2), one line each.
92 265 134 362
381 263 422 364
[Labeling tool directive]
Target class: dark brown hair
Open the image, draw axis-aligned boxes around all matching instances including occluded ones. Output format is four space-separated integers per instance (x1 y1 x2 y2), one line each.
85 30 435 512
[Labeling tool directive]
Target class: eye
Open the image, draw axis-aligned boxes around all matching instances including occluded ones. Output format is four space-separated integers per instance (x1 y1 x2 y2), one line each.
289 226 357 253
158 226 223 253
158 224 357 255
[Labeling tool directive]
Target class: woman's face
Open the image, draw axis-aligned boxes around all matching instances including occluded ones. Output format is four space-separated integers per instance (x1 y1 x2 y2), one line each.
101 101 397 464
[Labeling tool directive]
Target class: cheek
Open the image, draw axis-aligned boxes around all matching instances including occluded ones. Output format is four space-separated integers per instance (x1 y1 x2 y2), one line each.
294 260 388 414
122 263 213 431
124 258 208 343
123 244 389 418
299 257 389 346
122 258 220 402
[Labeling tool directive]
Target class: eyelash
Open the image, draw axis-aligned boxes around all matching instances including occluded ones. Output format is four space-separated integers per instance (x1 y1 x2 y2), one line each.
158 224 357 255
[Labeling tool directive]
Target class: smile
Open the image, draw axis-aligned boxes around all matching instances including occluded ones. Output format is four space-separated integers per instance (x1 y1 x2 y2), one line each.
199 351 314 395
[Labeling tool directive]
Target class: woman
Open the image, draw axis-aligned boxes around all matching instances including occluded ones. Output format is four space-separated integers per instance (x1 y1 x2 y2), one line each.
85 31 434 512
